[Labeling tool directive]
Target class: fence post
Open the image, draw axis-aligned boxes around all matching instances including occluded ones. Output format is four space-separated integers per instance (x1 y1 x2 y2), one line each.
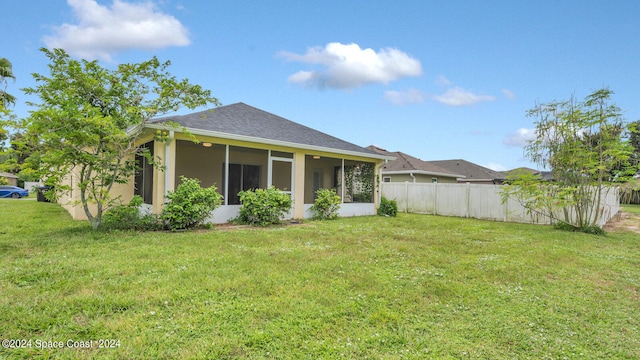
465 182 470 218
503 185 508 222
434 181 438 215
405 181 409 213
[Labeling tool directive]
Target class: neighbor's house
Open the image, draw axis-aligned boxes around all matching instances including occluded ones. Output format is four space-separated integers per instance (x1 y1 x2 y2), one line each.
367 146 464 183
0 171 18 186
505 167 554 181
60 103 393 223
424 159 506 184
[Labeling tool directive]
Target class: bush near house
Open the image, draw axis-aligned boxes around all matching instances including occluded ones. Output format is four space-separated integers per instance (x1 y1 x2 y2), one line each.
310 188 341 220
161 177 223 230
236 186 292 226
377 196 398 217
102 196 162 231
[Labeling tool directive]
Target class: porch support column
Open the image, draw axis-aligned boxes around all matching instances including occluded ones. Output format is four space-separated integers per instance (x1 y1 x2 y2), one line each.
374 161 383 209
292 152 306 219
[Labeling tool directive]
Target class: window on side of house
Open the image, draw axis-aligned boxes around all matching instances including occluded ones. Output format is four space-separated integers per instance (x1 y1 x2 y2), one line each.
383 177 391 183
134 141 154 205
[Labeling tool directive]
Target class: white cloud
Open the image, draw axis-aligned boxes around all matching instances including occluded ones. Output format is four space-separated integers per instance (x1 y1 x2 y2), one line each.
278 42 422 89
484 162 508 171
435 75 452 87
384 89 426 105
433 87 496 106
504 128 536 147
44 0 190 61
502 89 516 100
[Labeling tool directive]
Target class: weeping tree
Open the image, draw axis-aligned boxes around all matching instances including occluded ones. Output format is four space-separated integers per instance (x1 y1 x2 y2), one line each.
16 48 220 230
502 88 638 230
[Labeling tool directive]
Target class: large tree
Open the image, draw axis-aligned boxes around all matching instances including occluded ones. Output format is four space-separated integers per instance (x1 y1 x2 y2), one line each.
17 48 220 229
502 88 638 230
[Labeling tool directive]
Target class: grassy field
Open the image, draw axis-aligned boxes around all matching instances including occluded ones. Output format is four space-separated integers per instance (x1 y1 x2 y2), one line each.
1 199 639 359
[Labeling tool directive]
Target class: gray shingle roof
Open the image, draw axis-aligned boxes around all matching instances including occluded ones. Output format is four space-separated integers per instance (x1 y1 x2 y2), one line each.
150 102 379 156
367 146 462 178
425 159 505 181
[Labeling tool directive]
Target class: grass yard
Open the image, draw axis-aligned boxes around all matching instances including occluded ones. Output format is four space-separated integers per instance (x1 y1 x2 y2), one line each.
1 199 639 359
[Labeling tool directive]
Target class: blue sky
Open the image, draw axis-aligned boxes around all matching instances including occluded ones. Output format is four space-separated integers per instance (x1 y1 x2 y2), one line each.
3 0 640 171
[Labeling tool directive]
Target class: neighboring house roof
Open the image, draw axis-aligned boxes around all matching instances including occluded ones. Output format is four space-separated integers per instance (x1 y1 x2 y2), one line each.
149 102 389 159
425 159 506 183
367 146 465 178
0 171 18 179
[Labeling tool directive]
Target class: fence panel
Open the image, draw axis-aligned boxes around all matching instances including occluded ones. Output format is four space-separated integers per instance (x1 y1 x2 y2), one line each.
381 182 619 226
467 184 505 221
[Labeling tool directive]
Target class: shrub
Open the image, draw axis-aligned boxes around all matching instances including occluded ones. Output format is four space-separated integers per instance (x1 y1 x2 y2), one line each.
0 178 9 185
236 186 292 226
162 177 223 230
553 221 606 235
310 188 341 220
102 195 162 231
378 197 398 217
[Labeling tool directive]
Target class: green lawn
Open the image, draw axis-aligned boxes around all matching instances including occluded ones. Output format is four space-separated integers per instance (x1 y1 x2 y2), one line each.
1 200 639 359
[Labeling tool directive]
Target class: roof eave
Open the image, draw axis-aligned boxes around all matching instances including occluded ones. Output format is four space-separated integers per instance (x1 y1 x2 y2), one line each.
144 124 394 161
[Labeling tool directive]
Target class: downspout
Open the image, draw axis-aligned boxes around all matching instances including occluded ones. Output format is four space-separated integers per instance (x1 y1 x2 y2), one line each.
410 172 416 183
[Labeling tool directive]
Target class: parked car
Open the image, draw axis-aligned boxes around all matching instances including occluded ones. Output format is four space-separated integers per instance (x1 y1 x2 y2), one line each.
0 185 30 198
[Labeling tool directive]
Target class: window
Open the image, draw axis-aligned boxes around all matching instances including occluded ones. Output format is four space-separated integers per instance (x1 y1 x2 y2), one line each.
134 141 154 204
383 177 391 183
224 163 261 205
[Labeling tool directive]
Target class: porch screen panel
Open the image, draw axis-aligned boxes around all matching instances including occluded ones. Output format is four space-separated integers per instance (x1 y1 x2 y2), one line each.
272 160 292 191
304 155 343 204
343 160 375 203
223 163 261 205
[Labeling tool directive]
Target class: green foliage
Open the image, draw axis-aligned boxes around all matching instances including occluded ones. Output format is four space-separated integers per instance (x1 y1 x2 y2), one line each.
236 186 293 226
102 195 162 231
553 221 606 235
344 162 375 203
161 177 222 230
14 48 219 230
0 177 9 185
310 188 341 220
377 196 398 217
502 88 638 228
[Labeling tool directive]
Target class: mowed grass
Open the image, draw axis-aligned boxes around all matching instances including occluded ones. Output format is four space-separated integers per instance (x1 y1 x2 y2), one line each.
1 199 639 359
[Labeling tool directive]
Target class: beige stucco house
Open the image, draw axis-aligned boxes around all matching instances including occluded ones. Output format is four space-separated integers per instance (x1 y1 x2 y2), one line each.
61 103 393 223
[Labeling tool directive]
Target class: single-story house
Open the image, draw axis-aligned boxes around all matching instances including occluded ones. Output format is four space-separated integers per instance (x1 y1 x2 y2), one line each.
0 171 18 186
424 159 506 184
367 146 464 183
60 103 393 223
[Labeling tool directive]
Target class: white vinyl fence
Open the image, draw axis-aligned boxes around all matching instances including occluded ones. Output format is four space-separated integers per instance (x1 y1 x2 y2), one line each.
381 182 620 227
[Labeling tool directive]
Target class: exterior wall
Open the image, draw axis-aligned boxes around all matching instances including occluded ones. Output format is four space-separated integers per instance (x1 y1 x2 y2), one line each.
1 175 18 186
59 166 134 220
